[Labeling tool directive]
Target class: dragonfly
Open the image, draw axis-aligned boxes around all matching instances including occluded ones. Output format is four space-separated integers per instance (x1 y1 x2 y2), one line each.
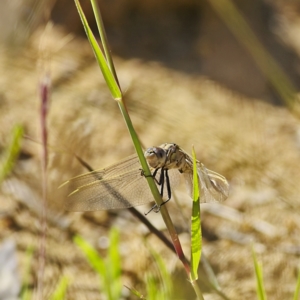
62 143 229 212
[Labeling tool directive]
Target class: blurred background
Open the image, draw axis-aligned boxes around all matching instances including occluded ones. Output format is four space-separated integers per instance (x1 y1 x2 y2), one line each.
0 0 300 299
4 0 300 103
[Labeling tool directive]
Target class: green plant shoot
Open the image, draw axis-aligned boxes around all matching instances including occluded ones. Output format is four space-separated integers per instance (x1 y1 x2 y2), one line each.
49 276 70 300
293 268 300 300
0 124 23 183
190 146 202 281
74 230 122 300
252 246 267 300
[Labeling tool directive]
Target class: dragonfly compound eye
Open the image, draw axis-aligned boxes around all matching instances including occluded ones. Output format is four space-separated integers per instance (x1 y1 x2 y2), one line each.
144 147 167 168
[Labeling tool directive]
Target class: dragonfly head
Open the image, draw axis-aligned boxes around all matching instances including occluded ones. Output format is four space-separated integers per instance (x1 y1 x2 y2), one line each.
144 147 167 169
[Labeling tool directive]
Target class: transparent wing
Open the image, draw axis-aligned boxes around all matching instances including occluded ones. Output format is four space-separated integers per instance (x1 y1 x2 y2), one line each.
63 155 182 211
61 154 140 189
183 163 229 203
65 169 155 211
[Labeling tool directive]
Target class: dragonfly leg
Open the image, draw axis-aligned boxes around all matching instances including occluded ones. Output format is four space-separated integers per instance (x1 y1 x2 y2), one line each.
154 169 172 212
165 169 172 200
140 168 161 185
144 204 157 215
159 168 165 198
145 169 172 215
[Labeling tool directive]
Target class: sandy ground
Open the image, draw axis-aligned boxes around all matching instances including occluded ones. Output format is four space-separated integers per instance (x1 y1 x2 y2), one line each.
0 24 300 300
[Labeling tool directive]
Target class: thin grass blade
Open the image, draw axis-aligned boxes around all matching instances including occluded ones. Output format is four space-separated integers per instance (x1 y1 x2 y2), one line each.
20 246 34 300
74 235 106 274
90 0 119 83
0 125 23 183
73 235 112 298
293 268 300 300
146 274 164 300
124 285 146 299
252 246 267 300
148 245 173 298
74 0 121 100
49 276 69 300
108 228 122 299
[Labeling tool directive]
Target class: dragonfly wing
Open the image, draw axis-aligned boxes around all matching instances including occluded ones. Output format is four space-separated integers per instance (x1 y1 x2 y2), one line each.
183 173 193 198
61 154 141 188
182 172 216 203
197 164 229 202
182 167 229 203
65 168 156 211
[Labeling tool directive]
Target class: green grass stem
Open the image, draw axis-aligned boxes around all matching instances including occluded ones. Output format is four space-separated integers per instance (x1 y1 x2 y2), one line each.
74 0 121 99
293 268 300 300
0 124 23 183
252 246 267 300
74 230 122 300
49 276 69 300
20 246 34 300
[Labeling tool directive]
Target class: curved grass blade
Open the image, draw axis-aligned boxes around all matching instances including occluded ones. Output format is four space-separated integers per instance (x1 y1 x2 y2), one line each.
49 276 69 300
190 147 202 282
108 228 122 299
90 0 118 84
252 246 267 300
293 268 300 300
148 245 173 299
74 0 121 100
0 125 23 183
